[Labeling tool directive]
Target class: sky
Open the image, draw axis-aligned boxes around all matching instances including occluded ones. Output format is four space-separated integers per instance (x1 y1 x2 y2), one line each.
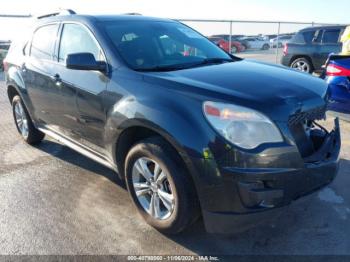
0 0 349 41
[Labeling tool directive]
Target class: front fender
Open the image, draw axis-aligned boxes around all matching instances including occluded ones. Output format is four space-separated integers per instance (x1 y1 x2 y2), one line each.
103 89 226 210
104 91 216 162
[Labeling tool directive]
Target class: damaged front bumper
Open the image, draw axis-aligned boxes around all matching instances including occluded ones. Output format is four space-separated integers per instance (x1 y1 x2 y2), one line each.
200 118 341 234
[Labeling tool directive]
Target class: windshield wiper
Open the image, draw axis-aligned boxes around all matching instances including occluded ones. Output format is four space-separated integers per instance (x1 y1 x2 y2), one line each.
135 64 188 72
135 58 234 72
194 58 233 66
181 58 234 69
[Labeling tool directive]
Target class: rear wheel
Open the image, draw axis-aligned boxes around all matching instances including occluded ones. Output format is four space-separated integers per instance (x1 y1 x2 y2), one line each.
12 95 44 144
125 137 199 234
262 44 270 50
290 57 313 74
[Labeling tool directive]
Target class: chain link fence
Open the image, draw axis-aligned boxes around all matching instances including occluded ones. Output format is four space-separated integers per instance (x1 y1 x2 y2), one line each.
177 19 338 64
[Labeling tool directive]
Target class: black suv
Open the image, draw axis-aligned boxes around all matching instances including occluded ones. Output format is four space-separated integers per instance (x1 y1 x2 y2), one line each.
281 25 346 73
4 11 341 234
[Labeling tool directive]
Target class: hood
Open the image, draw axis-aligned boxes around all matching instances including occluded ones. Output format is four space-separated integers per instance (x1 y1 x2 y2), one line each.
142 60 329 121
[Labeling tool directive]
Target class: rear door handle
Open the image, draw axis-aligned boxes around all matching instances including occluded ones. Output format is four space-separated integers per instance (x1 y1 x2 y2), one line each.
21 63 27 72
50 73 62 86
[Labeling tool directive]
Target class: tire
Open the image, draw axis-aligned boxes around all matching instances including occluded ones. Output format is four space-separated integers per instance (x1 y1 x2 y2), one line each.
12 95 45 145
290 57 314 74
262 44 270 50
230 46 238 54
125 137 200 234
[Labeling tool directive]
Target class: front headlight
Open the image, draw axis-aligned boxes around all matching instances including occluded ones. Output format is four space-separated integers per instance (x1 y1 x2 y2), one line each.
203 101 283 149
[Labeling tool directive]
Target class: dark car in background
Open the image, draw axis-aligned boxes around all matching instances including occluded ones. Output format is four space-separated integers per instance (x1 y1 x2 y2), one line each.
0 40 11 50
3 11 341 235
281 25 346 73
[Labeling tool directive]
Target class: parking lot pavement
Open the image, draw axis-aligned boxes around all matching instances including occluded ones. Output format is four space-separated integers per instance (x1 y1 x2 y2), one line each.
0 71 350 256
237 48 283 64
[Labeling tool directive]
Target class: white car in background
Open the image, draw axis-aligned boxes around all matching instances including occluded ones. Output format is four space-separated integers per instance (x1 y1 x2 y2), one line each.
270 35 293 48
239 37 270 50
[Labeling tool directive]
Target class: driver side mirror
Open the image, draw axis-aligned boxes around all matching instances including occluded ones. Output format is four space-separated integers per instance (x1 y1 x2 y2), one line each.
66 52 107 72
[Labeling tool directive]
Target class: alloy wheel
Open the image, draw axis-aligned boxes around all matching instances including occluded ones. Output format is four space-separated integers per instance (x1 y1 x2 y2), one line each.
14 101 29 139
132 157 175 220
291 60 310 72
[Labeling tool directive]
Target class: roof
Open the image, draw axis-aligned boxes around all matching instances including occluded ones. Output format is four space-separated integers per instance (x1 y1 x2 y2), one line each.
300 25 347 31
35 13 174 25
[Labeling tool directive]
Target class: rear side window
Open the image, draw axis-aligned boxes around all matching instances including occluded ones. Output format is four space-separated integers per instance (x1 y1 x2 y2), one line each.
292 30 315 44
58 23 104 62
30 24 59 60
322 29 341 44
302 30 316 44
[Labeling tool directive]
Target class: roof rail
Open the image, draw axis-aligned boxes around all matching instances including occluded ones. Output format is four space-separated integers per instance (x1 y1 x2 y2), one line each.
37 9 76 19
122 13 142 15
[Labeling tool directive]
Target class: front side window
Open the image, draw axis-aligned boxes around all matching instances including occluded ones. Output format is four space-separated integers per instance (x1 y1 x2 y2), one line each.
102 20 231 71
58 23 104 62
322 29 341 44
31 24 59 60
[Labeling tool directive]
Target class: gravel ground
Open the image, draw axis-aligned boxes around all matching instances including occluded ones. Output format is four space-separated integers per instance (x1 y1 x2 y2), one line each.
0 72 349 257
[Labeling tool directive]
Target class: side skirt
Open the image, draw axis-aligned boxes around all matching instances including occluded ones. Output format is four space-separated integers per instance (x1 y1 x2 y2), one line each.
38 126 118 172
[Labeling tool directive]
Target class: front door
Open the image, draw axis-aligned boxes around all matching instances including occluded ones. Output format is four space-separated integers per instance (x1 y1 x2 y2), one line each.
52 23 108 154
314 29 343 69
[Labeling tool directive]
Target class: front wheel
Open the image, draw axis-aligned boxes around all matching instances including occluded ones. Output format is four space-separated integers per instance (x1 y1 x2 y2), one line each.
230 46 238 54
290 57 313 74
12 95 45 144
125 137 199 234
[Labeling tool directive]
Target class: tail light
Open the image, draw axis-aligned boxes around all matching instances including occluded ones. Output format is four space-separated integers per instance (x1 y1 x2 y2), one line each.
326 64 350 77
283 43 288 56
2 59 8 72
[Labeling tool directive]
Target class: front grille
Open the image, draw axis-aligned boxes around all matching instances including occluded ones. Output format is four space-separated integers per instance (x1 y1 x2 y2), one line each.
288 105 327 126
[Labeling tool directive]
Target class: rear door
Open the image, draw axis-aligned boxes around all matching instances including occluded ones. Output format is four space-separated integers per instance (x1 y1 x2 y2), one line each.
24 23 61 125
52 22 108 154
294 29 323 70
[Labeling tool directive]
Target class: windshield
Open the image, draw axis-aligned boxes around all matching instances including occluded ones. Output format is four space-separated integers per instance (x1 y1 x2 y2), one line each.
101 20 232 71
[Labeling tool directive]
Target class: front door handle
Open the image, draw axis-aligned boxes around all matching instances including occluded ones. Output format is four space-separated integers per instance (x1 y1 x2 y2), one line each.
50 73 62 86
